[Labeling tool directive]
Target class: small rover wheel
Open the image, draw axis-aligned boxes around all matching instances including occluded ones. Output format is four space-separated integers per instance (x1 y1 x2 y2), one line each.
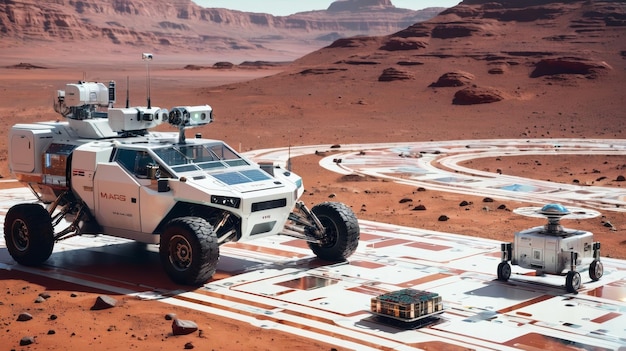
497 262 511 281
589 260 603 281
3 204 54 266
308 202 359 261
160 217 219 286
565 271 581 293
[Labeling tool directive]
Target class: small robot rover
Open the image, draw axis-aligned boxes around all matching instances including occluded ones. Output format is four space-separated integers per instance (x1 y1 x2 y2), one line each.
497 203 602 293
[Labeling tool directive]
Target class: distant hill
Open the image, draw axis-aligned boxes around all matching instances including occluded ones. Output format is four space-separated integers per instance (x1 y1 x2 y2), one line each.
0 0 445 61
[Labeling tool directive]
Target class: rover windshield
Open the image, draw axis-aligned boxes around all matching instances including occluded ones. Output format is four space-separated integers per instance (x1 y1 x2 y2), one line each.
153 142 249 173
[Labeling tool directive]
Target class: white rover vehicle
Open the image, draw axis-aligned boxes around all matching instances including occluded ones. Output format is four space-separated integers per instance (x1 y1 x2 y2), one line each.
4 79 359 285
497 203 602 293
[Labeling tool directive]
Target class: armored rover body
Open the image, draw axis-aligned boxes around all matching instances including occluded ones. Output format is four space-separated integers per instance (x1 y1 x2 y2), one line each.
4 79 359 285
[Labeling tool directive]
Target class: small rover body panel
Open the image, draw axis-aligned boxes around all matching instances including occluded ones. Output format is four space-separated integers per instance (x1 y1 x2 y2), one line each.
498 204 602 293
4 64 360 285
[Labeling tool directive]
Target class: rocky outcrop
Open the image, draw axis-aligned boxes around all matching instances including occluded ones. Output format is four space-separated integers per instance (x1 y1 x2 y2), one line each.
530 58 611 78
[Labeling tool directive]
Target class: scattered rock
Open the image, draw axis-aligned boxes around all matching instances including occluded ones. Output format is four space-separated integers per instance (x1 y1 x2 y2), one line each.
91 295 117 310
603 221 615 228
39 292 51 299
35 296 46 303
412 204 427 211
17 312 33 321
416 187 426 192
184 342 195 349
399 198 413 204
483 197 494 203
453 87 504 105
328 193 336 198
488 67 505 74
459 200 470 207
47 330 55 335
172 319 199 336
616 175 625 181
20 336 35 346
438 215 449 221
497 204 507 210
378 67 414 81
165 313 177 321
49 314 58 320
429 71 475 87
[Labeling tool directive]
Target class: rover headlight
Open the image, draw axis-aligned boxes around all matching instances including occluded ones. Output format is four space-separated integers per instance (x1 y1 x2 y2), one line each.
210 195 241 209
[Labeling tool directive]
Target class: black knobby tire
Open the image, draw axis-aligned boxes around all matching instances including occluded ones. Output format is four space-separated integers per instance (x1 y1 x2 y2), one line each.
565 271 581 293
3 203 54 266
159 217 219 286
497 262 511 281
589 260 603 281
308 202 360 261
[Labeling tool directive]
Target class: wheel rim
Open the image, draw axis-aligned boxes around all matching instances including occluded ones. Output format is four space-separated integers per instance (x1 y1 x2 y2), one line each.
168 234 193 271
594 262 603 278
318 216 338 248
572 272 581 290
11 219 30 252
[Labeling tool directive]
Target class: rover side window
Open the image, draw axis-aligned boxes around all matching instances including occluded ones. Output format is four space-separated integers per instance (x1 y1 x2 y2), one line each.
113 149 171 179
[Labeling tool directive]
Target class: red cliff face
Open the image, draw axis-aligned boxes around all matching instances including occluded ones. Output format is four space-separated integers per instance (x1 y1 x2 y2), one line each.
0 0 444 58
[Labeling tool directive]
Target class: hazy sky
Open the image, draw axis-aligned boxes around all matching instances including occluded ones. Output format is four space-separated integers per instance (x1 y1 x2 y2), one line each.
191 1 461 16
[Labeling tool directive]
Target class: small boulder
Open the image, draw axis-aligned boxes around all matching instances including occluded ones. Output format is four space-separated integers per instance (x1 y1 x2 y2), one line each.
20 336 35 346
91 295 117 310
438 215 449 221
172 319 199 336
17 312 33 322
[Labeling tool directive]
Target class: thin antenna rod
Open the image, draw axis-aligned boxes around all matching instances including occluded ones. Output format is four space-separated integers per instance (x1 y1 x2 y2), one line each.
125 76 130 108
142 53 153 109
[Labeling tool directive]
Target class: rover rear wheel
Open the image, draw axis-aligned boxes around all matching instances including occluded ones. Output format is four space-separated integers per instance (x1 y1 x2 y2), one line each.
565 271 581 293
589 260 603 281
497 262 511 281
308 202 359 262
160 217 219 286
4 204 54 266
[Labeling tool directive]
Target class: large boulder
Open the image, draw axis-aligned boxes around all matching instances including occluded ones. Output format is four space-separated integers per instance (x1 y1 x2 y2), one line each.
453 87 504 105
378 67 414 82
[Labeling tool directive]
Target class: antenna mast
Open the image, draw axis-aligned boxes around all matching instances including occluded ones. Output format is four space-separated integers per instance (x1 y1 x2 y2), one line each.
142 53 153 109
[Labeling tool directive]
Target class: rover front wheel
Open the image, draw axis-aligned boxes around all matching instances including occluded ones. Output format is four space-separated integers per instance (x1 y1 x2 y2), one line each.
589 260 603 281
160 217 219 286
308 202 360 261
4 204 54 266
497 262 511 281
565 271 581 293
